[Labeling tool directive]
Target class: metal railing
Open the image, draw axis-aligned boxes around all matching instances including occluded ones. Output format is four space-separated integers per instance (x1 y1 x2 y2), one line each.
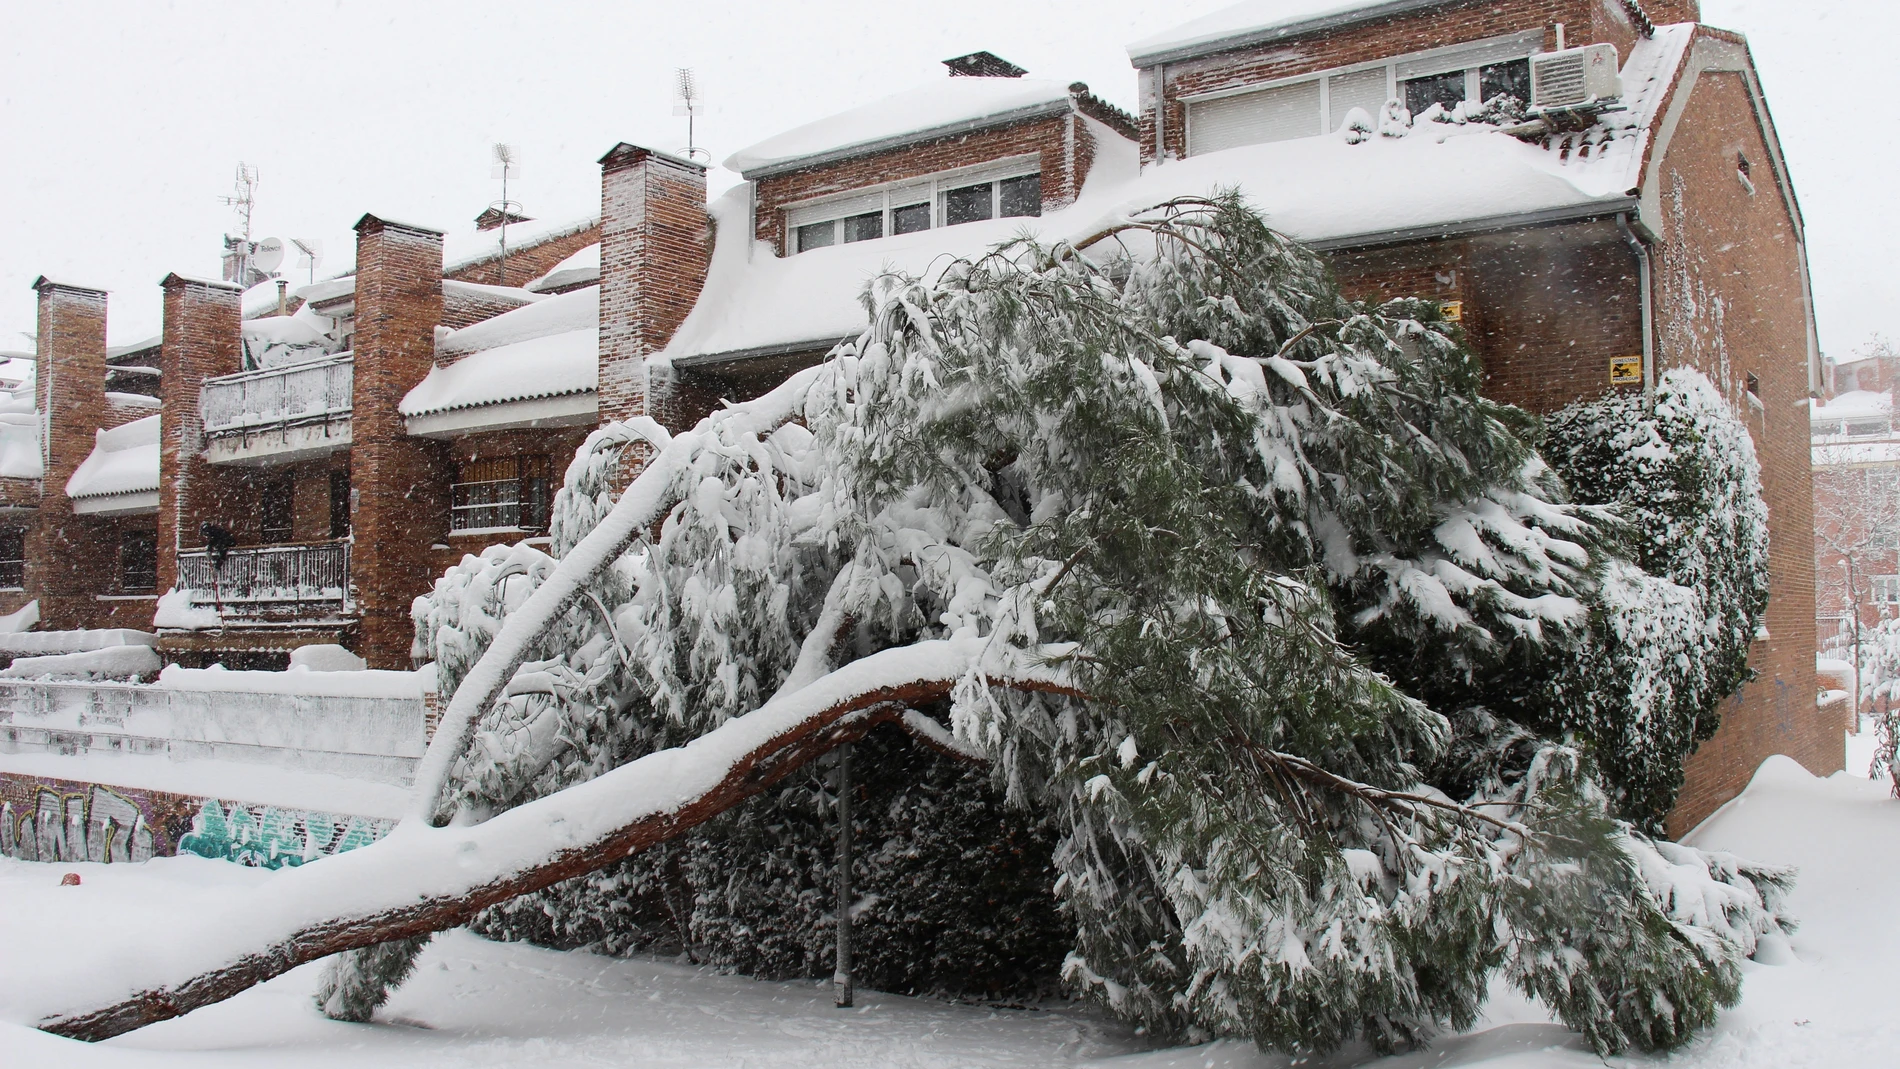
200 353 353 436
175 539 350 617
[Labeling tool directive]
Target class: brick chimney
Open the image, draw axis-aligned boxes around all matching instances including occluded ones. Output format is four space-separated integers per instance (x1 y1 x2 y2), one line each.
596 143 710 430
350 214 450 669
31 277 110 629
155 274 245 595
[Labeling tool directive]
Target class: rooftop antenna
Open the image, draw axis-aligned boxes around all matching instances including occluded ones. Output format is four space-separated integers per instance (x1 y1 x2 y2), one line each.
674 68 709 162
490 143 522 284
219 163 261 285
291 238 324 286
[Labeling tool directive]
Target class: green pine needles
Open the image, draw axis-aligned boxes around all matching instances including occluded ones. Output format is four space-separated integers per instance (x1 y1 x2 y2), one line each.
371 194 1788 1058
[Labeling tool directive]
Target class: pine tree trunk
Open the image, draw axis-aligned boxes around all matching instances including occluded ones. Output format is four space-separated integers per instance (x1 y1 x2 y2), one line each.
35 644 1076 1043
834 741 854 1008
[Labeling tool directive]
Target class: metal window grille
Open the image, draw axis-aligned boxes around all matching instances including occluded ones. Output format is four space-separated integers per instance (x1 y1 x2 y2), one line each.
120 532 157 593
0 526 22 590
451 455 551 532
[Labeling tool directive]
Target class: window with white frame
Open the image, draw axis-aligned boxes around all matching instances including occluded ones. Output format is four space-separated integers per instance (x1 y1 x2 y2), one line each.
786 159 1042 255
1183 30 1541 157
1874 575 1900 604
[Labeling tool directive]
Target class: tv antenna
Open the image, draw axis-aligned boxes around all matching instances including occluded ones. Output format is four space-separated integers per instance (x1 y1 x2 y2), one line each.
674 68 709 162
220 163 260 284
291 238 324 285
490 143 523 284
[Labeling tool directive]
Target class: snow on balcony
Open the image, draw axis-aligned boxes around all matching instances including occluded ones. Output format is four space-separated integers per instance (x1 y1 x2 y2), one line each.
200 353 353 464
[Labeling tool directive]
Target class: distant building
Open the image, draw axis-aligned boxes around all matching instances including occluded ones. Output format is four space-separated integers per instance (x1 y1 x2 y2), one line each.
1811 345 1900 669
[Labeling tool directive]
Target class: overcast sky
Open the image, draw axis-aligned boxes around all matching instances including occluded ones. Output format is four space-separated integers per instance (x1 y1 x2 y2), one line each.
0 0 1889 362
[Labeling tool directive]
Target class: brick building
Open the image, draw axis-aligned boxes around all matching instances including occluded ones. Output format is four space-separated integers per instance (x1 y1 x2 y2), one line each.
0 212 602 669
658 5 1830 832
1811 345 1900 675
0 3 1830 832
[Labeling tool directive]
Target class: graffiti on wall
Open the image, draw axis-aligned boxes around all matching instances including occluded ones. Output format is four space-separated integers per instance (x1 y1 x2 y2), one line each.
175 798 387 869
0 772 392 870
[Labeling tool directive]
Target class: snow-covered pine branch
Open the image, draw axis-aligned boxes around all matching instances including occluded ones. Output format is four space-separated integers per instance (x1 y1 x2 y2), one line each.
48 196 1788 1059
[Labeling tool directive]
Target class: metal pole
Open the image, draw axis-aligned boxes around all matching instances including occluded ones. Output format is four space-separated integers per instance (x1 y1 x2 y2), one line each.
833 742 854 1008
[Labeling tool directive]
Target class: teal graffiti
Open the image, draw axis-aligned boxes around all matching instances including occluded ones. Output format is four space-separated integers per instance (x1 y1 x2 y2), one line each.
177 799 389 870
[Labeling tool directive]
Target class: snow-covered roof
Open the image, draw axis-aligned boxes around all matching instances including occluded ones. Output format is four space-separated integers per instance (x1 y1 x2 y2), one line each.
106 335 161 360
0 385 40 481
669 29 1688 366
725 77 1078 179
66 413 158 500
401 286 599 417
443 215 598 274
527 243 600 293
1811 390 1892 424
1129 1 1445 66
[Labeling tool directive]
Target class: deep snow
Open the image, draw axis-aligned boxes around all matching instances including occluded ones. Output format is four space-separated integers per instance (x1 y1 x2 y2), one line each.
0 753 1892 1068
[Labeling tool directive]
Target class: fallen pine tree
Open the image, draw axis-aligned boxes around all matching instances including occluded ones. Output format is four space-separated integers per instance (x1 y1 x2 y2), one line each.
37 197 1793 1057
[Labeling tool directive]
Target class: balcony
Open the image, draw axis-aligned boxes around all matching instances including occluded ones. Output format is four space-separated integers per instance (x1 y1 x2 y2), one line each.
174 539 351 622
200 354 353 465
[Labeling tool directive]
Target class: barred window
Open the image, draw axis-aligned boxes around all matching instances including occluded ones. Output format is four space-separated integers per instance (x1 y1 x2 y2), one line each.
121 530 157 593
452 455 551 532
0 526 23 590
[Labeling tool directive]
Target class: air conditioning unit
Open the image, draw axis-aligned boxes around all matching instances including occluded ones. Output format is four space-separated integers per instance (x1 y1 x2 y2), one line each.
1530 44 1622 110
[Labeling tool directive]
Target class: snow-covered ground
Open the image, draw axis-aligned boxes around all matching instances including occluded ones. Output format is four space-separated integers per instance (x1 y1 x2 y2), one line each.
1 754 1893 1068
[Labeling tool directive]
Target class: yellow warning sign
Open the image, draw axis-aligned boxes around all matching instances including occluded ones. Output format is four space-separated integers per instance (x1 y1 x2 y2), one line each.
1440 300 1463 323
1609 357 1643 385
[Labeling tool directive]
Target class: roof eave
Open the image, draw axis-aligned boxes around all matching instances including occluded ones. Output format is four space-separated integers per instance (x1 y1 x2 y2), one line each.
1128 0 1452 68
670 337 850 370
1300 197 1639 253
738 98 1074 181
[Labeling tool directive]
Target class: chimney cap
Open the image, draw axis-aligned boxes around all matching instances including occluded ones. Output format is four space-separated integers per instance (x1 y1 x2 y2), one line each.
31 276 107 297
943 51 1028 78
159 272 242 293
597 142 709 173
353 213 445 239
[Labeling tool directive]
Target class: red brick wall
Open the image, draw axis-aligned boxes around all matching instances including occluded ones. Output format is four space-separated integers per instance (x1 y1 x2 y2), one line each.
157 275 248 596
598 145 711 429
445 224 599 289
350 216 452 669
751 112 1094 255
1139 0 1675 163
422 425 591 576
31 280 134 630
1654 65 1830 832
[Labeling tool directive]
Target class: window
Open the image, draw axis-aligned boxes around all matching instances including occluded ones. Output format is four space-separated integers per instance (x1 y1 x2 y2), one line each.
796 220 838 253
892 202 931 235
1874 576 1900 605
329 469 351 538
842 211 883 243
1479 59 1530 105
999 174 1042 217
260 479 293 543
1848 421 1889 437
1183 30 1541 156
452 455 551 532
0 526 23 590
1403 70 1466 116
943 182 993 226
783 159 1042 254
120 531 156 593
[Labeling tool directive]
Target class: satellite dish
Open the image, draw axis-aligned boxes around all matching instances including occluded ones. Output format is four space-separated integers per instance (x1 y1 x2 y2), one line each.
252 237 286 273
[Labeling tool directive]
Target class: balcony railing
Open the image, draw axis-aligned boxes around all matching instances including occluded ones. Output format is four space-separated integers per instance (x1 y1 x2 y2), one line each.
174 539 350 618
201 354 353 436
